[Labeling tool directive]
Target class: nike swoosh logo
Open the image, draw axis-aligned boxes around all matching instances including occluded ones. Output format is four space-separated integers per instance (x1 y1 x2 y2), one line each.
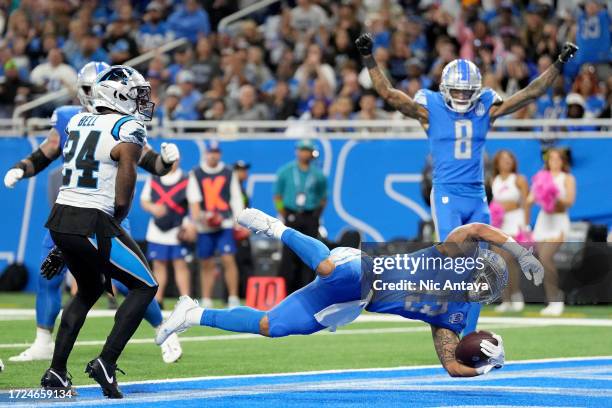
97 358 114 384
50 370 69 388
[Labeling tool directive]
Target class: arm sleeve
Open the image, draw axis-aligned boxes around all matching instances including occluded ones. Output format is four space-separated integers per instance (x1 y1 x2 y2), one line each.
140 176 152 202
186 172 202 203
229 171 245 217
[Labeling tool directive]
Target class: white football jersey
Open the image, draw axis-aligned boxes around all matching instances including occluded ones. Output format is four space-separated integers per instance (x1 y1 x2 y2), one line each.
56 112 147 216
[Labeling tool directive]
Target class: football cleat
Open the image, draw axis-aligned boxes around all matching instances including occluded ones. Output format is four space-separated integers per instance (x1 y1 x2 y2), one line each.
160 332 182 364
155 296 199 346
85 357 125 399
9 342 54 362
237 208 284 238
41 368 74 392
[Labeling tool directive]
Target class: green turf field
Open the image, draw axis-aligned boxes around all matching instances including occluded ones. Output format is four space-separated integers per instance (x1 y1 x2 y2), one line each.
1 293 611 390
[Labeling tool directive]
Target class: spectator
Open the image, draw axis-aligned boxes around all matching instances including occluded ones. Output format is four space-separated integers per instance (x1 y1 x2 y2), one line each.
571 65 606 118
140 162 191 307
261 59 299 98
30 48 77 95
226 84 270 121
245 46 272 89
575 0 611 70
68 31 108 71
103 22 139 65
138 1 173 53
167 45 194 84
202 98 227 120
0 59 30 118
157 84 182 123
269 81 298 120
167 0 211 43
191 37 220 91
187 141 244 308
354 90 388 120
331 29 360 72
274 139 327 294
62 20 86 62
174 70 202 121
294 44 337 94
290 0 329 36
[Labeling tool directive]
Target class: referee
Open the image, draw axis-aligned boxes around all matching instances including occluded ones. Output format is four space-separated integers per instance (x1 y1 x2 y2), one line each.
274 139 327 293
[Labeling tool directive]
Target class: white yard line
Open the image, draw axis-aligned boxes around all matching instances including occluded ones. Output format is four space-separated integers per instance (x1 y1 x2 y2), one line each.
0 323 537 349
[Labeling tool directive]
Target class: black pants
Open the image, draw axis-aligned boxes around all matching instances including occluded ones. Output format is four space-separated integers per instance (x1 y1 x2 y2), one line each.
49 228 157 372
279 210 320 294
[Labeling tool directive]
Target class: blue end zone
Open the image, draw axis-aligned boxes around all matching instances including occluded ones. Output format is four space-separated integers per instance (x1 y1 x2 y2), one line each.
2 357 611 407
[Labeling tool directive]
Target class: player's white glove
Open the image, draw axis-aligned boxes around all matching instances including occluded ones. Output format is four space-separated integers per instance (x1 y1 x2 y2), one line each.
476 333 505 375
518 247 544 286
4 168 24 188
161 142 180 165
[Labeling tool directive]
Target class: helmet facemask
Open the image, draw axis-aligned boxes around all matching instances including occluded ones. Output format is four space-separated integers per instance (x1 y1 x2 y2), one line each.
467 248 508 304
129 85 155 121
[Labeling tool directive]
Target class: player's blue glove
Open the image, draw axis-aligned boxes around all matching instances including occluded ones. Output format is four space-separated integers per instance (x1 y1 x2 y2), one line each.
476 333 505 375
41 246 66 280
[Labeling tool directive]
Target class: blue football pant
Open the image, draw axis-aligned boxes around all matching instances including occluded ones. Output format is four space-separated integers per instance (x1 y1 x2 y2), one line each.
430 187 490 335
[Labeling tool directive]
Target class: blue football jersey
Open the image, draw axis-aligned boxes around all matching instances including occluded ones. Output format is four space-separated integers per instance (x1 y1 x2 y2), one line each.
366 245 473 333
49 105 83 155
577 9 611 64
415 88 501 186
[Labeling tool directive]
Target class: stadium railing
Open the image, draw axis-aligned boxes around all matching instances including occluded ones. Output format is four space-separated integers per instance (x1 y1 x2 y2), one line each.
218 0 281 33
8 118 611 139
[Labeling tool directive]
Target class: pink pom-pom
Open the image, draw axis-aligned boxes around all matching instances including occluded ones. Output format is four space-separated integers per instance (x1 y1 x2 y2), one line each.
531 170 559 213
515 228 534 247
489 201 505 228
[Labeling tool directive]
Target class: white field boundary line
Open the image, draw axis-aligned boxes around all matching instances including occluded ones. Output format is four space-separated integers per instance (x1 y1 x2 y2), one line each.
0 323 538 349
8 361 612 407
1 308 611 327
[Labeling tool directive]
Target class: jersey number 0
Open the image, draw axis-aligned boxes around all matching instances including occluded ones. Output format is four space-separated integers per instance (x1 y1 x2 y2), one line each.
454 120 472 160
62 130 100 188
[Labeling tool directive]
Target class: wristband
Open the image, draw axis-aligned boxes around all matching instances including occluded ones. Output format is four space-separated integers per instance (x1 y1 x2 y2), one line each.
13 161 27 171
363 55 377 69
553 59 564 72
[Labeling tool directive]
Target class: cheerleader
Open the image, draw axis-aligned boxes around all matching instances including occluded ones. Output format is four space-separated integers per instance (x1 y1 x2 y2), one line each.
529 148 576 316
491 150 529 312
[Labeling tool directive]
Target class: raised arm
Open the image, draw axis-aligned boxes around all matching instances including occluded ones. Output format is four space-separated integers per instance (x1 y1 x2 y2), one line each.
444 223 544 285
4 128 62 188
489 42 578 121
137 142 180 176
355 33 428 125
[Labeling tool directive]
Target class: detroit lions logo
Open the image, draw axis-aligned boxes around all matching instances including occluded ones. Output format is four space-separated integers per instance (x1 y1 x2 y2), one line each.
476 102 485 117
448 312 464 324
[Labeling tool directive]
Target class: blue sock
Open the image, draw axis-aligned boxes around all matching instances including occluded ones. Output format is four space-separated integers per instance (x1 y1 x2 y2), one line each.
201 307 265 334
281 229 330 271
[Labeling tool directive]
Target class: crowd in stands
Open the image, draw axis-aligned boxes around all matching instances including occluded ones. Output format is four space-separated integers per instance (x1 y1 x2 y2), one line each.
0 0 609 122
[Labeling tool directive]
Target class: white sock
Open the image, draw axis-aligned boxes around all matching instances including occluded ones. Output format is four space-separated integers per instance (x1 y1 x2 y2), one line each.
35 327 52 346
510 292 524 303
186 307 204 326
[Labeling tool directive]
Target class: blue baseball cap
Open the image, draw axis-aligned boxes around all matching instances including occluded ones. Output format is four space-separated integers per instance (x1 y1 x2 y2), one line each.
205 140 221 152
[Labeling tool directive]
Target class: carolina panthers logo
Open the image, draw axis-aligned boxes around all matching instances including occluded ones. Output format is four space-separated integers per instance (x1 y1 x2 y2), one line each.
448 312 464 324
475 102 485 117
130 127 146 143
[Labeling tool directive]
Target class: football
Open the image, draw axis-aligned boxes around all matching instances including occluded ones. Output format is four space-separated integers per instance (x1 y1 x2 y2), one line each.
455 330 498 367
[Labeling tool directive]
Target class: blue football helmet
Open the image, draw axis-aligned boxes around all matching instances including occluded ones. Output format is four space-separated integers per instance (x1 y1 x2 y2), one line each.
468 248 508 304
77 61 110 112
440 59 482 113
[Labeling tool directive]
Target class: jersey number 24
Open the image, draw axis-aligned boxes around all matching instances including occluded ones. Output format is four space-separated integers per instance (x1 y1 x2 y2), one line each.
454 120 472 160
62 130 100 188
